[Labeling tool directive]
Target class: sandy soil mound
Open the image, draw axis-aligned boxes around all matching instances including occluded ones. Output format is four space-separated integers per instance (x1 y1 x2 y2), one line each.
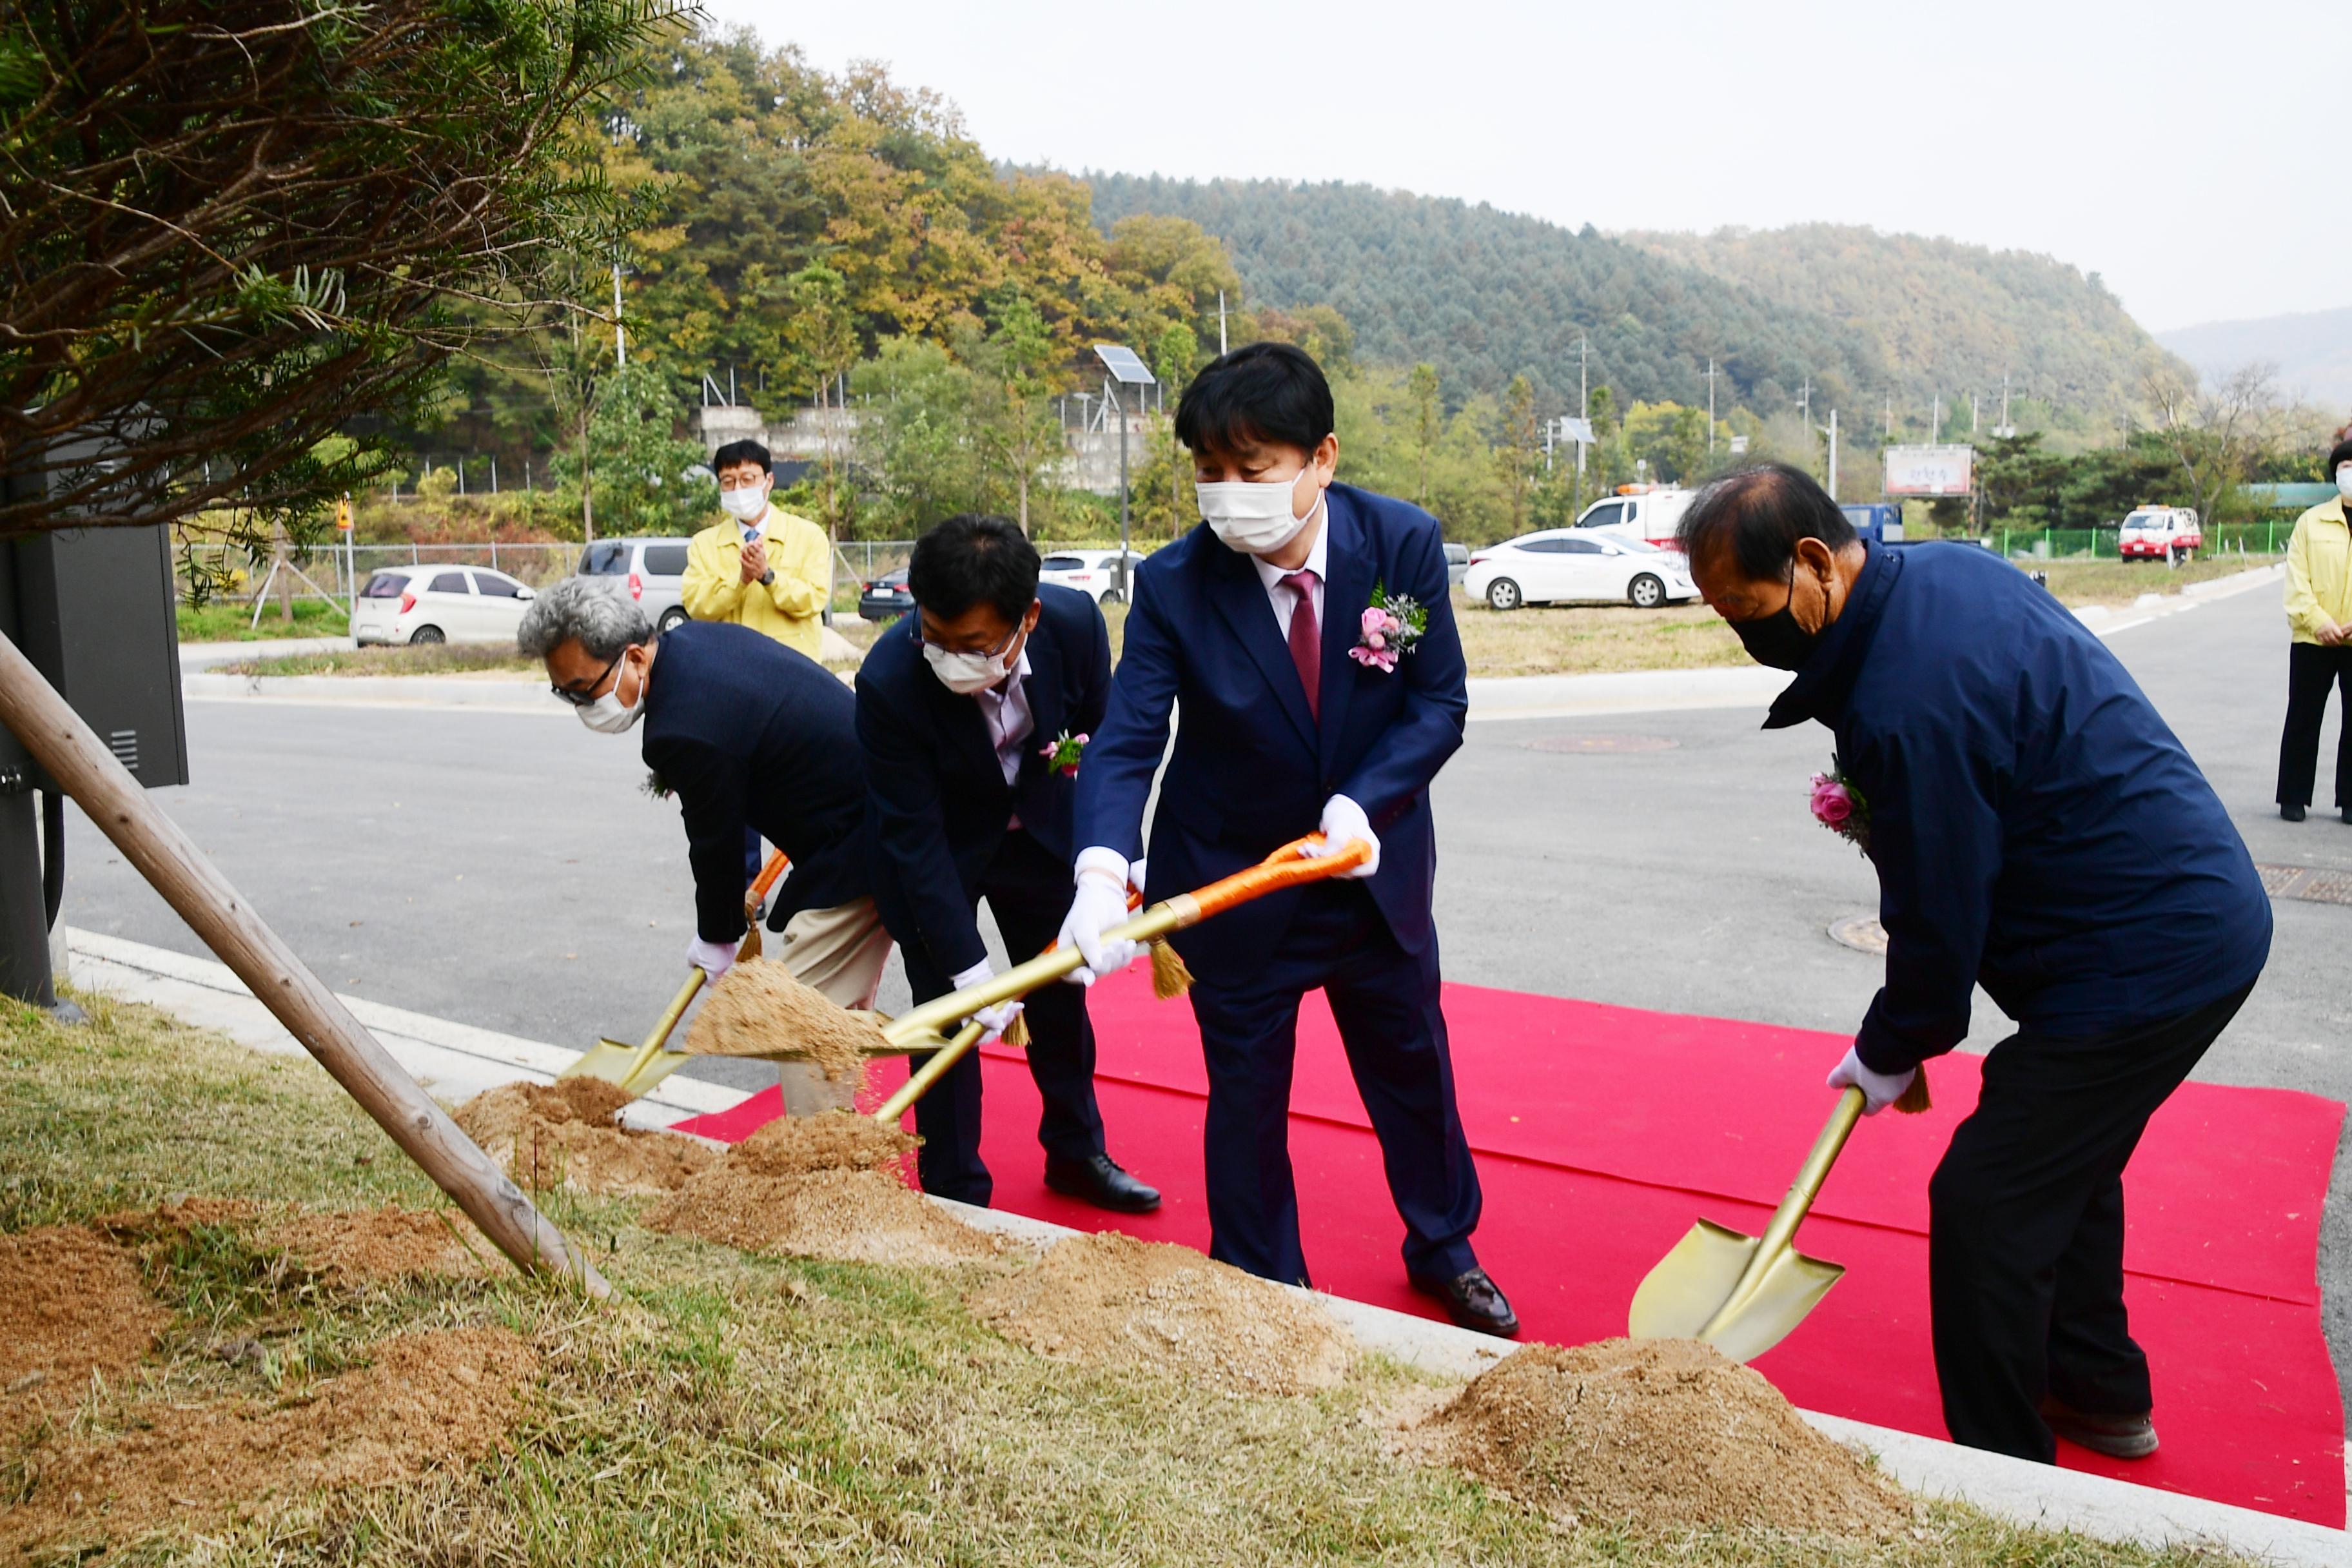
0 1227 169 1418
732 1110 919 1175
452 1077 716 1197
269 1207 496 1284
969 1232 1353 1396
649 1163 1001 1268
1407 1338 1907 1535
683 958 889 1082
3 1327 538 1551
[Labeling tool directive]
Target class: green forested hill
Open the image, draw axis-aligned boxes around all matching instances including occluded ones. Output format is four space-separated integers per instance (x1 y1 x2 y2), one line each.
1086 174 1888 418
1086 175 2172 426
1622 224 2180 425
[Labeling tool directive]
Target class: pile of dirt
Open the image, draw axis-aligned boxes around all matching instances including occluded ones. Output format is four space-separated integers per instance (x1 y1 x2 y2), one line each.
452 1077 716 1197
3 1327 538 1551
0 1227 169 1417
968 1232 1353 1396
268 1207 496 1284
682 958 890 1082
649 1163 1000 1268
1406 1338 1908 1536
731 1110 919 1175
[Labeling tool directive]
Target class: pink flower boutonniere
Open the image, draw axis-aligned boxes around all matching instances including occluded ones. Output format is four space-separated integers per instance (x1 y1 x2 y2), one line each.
1348 582 1428 673
1039 729 1088 778
1809 756 1870 853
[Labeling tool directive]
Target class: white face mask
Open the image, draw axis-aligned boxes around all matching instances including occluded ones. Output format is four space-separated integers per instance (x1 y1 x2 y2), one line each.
576 657 646 733
1197 465 1320 555
924 642 1012 697
719 485 768 523
2337 465 2352 502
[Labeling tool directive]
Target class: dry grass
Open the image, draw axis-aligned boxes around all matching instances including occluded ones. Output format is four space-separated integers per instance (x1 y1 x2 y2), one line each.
219 642 538 678
0 993 2252 1567
1451 591 1747 677
2023 556 2282 609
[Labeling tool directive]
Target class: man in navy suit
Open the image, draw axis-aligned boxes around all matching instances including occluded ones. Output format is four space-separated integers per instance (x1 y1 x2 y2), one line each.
1061 344 1515 1335
858 514 1159 1212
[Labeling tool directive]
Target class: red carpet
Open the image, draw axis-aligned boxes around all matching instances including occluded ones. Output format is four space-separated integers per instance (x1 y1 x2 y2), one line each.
676 968 2346 1525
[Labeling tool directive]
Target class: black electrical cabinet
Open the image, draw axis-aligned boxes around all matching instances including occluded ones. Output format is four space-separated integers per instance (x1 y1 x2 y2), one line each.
0 453 190 1007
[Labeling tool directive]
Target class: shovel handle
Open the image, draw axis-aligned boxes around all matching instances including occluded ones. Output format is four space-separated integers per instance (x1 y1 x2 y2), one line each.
885 835 1371 1044
619 859 789 1092
1698 1087 1865 1340
867 1018 989 1126
745 849 790 921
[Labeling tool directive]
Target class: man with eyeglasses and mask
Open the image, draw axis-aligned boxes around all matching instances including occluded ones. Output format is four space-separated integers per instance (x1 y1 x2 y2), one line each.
855 513 1158 1213
519 578 892 1108
680 438 830 658
1680 461 2270 1467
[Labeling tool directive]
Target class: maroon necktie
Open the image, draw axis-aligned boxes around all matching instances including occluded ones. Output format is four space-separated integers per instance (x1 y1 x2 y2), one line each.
1282 569 1320 721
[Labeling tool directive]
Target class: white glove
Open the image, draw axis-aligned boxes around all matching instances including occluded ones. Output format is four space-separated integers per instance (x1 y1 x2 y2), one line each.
1300 794 1380 877
1828 1044 1916 1116
1058 847 1141 986
950 959 1023 1044
1128 858 1148 898
687 935 738 982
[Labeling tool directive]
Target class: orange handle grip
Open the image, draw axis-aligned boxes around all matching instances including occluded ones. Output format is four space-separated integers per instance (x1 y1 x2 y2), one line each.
1185 835 1371 923
752 850 790 899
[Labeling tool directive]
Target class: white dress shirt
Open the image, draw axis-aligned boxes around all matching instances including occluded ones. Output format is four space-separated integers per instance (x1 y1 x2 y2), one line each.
1250 497 1329 637
973 647 1034 789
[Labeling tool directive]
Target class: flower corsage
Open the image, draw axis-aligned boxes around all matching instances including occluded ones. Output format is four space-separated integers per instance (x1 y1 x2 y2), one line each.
1809 758 1870 853
1348 582 1428 673
1039 729 1088 778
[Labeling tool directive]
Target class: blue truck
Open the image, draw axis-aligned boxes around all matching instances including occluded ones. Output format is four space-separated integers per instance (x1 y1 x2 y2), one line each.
1839 503 1906 545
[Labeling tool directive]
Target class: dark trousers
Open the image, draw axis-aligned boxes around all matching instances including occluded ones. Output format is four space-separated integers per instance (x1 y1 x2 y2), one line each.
901 828 1106 1206
1928 983 2253 1462
2276 641 2352 809
1185 881 1483 1288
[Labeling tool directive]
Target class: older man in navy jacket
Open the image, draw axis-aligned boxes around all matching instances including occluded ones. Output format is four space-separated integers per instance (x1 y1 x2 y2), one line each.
1683 463 2271 1465
1060 342 1513 1336
858 514 1157 1213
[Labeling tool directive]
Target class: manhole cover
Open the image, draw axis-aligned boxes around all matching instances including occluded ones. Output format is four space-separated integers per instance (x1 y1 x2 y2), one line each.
2257 864 2352 906
1523 734 1680 754
1828 914 1888 954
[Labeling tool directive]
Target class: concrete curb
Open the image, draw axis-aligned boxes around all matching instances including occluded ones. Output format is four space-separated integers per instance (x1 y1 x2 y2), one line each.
180 671 567 714
61 926 2351 1562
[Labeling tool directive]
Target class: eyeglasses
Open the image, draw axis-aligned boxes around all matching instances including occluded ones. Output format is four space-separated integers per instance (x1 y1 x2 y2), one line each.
918 622 1021 660
550 651 622 707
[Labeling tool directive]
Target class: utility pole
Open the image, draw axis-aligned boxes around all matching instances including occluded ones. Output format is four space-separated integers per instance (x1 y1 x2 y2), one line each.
1576 336 1591 514
1707 358 1717 453
1827 409 1839 498
1932 396 1942 444
1885 393 1893 441
1798 377 1810 431
612 259 626 370
1971 393 1979 436
1217 291 1228 356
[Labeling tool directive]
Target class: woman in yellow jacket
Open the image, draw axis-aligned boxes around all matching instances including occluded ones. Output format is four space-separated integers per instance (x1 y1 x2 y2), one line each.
2277 435 2352 823
681 439 831 660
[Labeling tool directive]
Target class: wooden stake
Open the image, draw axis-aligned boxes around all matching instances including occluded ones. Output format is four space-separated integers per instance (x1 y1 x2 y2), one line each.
0 631 608 1298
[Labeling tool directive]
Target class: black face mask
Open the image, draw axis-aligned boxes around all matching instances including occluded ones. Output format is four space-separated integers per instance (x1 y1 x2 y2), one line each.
1732 564 1824 672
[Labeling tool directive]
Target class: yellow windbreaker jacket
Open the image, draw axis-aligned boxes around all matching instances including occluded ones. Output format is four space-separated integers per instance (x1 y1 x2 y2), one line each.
680 508 830 658
2284 497 2352 645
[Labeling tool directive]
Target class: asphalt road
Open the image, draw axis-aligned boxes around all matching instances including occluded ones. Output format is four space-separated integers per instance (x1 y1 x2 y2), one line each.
61 573 2352 1400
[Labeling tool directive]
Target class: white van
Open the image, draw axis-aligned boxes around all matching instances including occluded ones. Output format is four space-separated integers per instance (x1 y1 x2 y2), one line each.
1572 487 1696 549
577 536 694 631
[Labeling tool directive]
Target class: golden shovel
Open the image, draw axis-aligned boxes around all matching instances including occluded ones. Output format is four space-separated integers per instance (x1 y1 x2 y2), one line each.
562 850 791 1095
1627 1086 1866 1364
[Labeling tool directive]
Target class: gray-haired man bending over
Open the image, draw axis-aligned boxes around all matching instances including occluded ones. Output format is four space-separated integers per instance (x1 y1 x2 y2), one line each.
519 578 890 1106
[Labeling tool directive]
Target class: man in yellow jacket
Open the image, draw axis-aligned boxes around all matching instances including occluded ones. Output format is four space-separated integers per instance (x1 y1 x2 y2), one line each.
681 439 831 659
2276 435 2352 823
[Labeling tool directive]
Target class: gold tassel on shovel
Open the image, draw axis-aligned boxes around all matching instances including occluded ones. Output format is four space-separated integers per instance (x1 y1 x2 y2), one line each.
999 939 1186 1050
1892 1062 1932 1115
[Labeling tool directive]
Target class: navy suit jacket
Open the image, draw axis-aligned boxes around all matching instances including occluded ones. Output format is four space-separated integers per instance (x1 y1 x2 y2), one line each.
858 583 1112 977
639 620 870 943
1074 484 1467 978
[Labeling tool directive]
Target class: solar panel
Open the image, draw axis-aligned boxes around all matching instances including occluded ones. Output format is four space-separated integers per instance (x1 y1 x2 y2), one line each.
1092 344 1157 384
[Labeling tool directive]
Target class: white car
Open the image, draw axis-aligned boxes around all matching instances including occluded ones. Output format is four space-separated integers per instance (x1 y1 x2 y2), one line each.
351 565 538 646
1464 531 1698 611
577 536 694 631
1039 549 1146 604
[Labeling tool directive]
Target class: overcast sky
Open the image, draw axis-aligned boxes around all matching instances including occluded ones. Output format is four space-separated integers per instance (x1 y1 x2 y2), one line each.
703 0 2333 335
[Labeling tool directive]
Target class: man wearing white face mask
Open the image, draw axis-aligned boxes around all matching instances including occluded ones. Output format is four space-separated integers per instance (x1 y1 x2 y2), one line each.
520 579 893 1110
1061 342 1514 1336
856 515 1155 1211
680 439 831 660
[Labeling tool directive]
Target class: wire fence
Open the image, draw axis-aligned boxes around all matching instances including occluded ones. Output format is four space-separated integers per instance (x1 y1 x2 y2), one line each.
1994 524 2293 561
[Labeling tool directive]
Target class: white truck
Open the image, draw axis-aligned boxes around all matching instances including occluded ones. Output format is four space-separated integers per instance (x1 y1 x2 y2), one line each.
1573 486 1696 549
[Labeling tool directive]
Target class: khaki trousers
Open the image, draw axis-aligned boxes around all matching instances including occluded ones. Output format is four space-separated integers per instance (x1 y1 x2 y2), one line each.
770 896 893 1115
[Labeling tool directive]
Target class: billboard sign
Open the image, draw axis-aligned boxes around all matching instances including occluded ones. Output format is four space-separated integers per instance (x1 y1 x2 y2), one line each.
1883 444 1974 496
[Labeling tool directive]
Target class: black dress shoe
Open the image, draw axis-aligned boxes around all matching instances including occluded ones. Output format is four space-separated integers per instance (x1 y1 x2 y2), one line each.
2281 803 2306 821
2040 1396 2159 1459
1409 1266 1521 1338
1044 1153 1161 1213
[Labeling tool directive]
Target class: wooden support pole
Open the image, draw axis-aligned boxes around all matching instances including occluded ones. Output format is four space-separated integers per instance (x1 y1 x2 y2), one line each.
0 630 608 1298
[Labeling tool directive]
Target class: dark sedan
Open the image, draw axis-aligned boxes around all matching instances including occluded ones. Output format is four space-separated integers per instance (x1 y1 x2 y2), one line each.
858 567 913 624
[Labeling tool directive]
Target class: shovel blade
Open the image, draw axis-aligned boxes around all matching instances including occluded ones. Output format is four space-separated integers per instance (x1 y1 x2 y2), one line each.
558 1037 689 1101
1628 1219 1846 1364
